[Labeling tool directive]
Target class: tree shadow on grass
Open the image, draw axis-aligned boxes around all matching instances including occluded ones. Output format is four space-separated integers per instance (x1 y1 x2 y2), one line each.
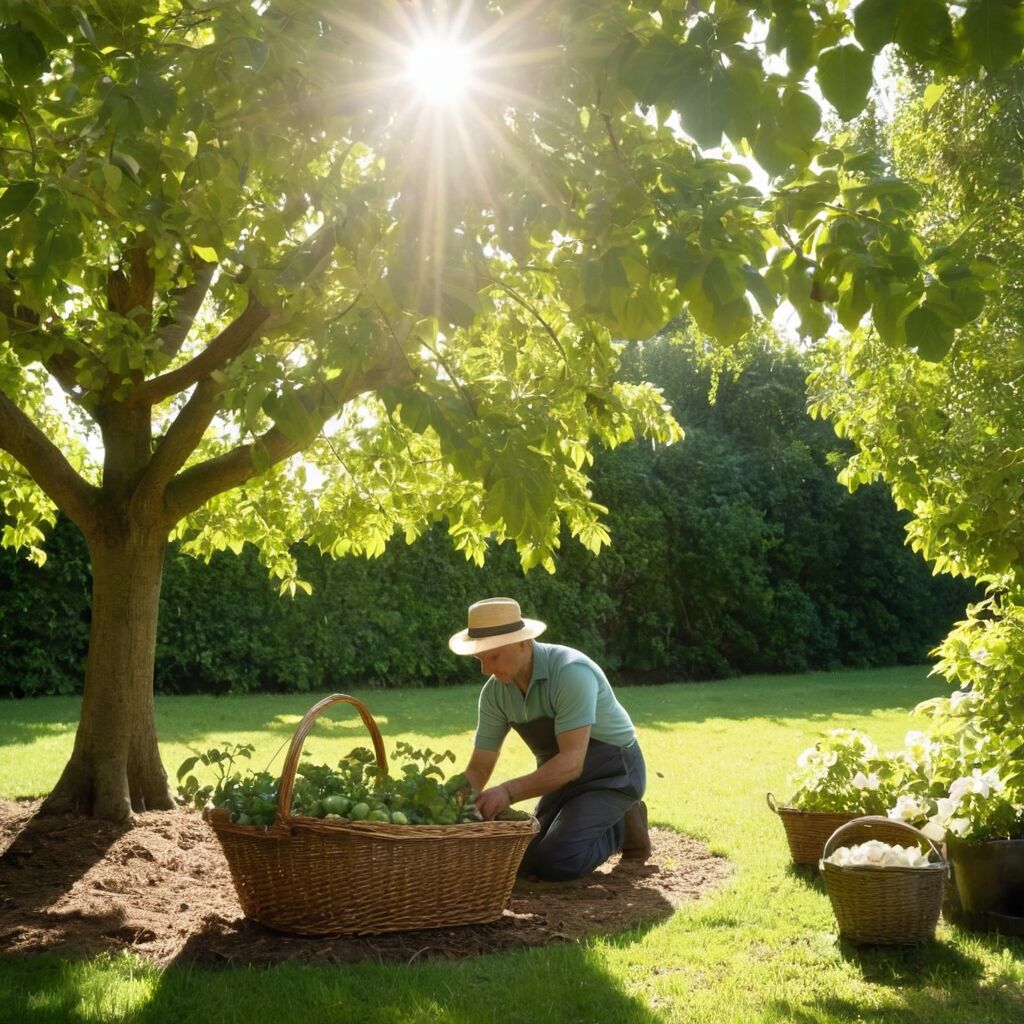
0 938 666 1024
764 979 1024 1024
838 936 985 986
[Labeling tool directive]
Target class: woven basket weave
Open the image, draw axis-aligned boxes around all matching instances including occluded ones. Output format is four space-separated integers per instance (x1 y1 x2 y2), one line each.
767 793 858 866
767 794 917 867
205 693 538 936
820 816 947 945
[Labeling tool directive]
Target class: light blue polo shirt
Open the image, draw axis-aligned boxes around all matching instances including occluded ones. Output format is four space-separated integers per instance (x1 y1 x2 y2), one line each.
474 641 637 751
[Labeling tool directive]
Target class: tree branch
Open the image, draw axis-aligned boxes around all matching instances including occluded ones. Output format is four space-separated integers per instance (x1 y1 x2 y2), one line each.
0 281 90 403
484 275 569 363
0 388 99 533
132 376 225 517
154 259 218 360
163 346 414 523
125 292 271 408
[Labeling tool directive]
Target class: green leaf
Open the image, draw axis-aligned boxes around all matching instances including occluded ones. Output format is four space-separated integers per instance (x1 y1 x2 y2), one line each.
922 82 948 111
704 257 746 306
816 44 875 122
264 391 318 447
722 57 763 143
905 304 954 361
836 274 871 330
191 245 219 263
101 163 122 193
399 390 434 434
0 24 47 86
0 180 39 224
250 440 271 475
109 150 141 183
780 7 816 76
963 0 1024 72
739 264 778 317
894 0 955 64
854 0 904 54
676 65 727 150
779 88 822 150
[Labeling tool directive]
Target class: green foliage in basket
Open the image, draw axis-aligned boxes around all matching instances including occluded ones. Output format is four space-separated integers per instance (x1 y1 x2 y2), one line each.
786 728 929 816
175 742 279 826
175 742 483 826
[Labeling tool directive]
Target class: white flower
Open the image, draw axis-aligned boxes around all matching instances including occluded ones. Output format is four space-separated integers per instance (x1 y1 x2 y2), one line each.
851 771 880 791
947 816 972 838
948 769 1004 804
823 841 932 869
971 768 1003 798
948 778 973 803
888 795 927 823
903 731 933 763
950 689 975 711
920 818 946 842
970 645 991 665
796 746 818 768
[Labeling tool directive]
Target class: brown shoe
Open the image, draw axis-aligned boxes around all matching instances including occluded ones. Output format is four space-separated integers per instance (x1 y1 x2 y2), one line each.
621 800 651 861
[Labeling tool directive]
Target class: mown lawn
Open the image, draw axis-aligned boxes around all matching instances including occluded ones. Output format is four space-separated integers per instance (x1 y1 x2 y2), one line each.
1 665 1022 1024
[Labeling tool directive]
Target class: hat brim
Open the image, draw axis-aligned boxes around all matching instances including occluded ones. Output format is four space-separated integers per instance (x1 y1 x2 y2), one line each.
448 618 546 656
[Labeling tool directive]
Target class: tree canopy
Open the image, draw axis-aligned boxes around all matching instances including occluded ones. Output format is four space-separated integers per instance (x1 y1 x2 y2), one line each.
1 0 1021 818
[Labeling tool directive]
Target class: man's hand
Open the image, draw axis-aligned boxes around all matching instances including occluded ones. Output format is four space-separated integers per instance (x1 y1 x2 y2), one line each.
474 782 513 820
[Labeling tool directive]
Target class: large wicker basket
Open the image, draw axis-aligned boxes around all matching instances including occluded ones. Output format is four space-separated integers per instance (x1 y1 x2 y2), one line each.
205 694 538 935
820 816 947 945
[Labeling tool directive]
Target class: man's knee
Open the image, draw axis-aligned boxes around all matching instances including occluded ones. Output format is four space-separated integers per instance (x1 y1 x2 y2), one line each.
518 819 624 881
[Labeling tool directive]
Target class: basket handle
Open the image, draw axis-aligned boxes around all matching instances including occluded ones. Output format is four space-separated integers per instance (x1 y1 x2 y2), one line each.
766 792 780 813
275 694 388 820
821 815 945 864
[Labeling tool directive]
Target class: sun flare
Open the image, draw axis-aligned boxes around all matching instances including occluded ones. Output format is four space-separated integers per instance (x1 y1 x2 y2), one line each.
404 34 475 105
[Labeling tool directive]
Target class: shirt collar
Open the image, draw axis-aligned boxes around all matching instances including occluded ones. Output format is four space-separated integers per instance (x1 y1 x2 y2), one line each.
529 640 550 688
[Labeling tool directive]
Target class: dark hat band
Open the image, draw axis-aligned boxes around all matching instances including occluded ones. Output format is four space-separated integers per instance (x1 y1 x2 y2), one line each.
467 619 525 639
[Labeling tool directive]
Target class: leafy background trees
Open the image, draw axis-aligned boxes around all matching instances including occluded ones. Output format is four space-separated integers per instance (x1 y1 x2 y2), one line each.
1 331 974 696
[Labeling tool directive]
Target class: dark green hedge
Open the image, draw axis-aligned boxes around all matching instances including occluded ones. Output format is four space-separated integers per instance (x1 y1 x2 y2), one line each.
0 339 975 696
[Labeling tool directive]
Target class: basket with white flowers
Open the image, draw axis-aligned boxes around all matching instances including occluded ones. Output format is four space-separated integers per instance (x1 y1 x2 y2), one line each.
820 817 948 945
768 729 926 866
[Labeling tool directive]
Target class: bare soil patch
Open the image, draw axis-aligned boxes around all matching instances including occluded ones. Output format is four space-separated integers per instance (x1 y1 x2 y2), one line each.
0 798 731 966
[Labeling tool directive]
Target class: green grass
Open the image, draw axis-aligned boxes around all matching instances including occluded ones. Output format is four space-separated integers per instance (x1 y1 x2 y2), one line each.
2 665 1022 1023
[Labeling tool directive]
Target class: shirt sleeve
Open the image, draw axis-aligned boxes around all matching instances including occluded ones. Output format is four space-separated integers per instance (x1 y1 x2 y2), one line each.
473 680 510 752
552 661 599 735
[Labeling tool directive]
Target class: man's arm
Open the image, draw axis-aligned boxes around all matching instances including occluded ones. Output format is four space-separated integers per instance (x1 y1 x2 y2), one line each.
474 725 591 820
464 746 500 795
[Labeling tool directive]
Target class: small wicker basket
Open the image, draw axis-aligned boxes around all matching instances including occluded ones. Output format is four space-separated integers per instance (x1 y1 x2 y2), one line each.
767 793 858 866
767 794 920 868
820 816 947 945
205 693 538 936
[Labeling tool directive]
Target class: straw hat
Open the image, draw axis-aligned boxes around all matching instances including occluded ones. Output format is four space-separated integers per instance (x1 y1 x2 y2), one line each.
448 597 546 655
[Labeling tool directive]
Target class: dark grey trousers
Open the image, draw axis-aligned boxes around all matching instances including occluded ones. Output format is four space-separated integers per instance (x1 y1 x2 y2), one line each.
516 736 647 881
517 786 638 880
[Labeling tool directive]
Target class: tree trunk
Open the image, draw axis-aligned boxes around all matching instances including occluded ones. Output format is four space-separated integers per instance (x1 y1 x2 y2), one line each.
42 528 175 821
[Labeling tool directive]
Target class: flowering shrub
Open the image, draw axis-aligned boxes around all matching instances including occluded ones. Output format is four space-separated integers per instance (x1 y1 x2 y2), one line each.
917 769 1024 841
823 841 935 869
786 729 929 816
783 587 1024 844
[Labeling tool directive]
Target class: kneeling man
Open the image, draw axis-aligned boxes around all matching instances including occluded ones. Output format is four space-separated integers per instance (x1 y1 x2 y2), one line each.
450 597 650 880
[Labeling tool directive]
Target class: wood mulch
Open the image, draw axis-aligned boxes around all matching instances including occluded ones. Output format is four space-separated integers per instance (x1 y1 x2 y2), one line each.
0 798 732 966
